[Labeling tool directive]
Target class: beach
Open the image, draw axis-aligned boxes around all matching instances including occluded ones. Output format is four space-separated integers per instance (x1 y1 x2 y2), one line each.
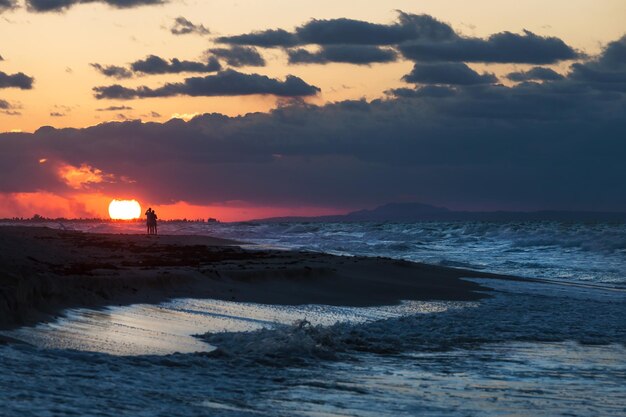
0 225 512 331
0 222 624 416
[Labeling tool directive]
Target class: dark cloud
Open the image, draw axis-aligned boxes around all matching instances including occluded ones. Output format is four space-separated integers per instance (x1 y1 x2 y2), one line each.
92 85 138 100
0 99 20 115
400 30 578 64
215 12 577 67
25 0 166 13
130 55 221 75
388 85 458 98
170 16 209 36
50 112 65 117
569 36 626 91
216 13 578 68
216 29 301 48
595 35 626 68
0 0 16 12
217 12 454 47
93 69 321 99
96 105 133 111
92 56 221 78
90 63 133 79
3 87 623 210
296 13 454 46
207 46 265 67
403 62 497 85
288 45 398 65
507 67 564 82
0 71 34 89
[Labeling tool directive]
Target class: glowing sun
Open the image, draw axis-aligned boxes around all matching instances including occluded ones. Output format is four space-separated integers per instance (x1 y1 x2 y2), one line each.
108 199 141 220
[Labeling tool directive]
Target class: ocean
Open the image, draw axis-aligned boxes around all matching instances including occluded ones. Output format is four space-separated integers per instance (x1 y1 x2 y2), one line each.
1 220 625 416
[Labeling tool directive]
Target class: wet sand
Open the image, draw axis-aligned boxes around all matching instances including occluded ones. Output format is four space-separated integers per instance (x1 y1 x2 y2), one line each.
0 226 516 330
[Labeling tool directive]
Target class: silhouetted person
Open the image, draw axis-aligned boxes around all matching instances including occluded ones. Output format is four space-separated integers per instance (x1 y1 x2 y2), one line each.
145 208 151 234
145 208 158 235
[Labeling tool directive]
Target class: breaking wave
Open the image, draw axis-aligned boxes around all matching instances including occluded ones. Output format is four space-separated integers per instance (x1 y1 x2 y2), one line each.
201 281 626 366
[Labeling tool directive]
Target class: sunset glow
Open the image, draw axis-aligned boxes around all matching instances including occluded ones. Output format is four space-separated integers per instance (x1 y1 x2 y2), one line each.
0 1 624 219
108 200 141 220
0 2 624 414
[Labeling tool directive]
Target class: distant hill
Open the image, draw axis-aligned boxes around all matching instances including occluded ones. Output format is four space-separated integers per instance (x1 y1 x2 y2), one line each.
251 202 626 223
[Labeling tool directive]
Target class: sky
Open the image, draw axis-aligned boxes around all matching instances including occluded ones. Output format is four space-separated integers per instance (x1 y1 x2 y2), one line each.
0 0 625 220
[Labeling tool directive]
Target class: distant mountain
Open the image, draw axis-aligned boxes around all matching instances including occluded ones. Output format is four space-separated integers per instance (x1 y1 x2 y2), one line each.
251 202 626 223
345 202 449 221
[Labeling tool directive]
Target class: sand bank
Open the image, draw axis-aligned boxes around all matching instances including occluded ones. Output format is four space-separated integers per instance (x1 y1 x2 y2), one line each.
0 226 515 330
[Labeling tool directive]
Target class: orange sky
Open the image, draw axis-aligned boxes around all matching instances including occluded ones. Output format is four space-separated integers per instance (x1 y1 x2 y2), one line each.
0 191 348 221
1 0 624 132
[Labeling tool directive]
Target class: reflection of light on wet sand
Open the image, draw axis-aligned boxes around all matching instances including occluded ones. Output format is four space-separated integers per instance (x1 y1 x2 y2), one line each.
3 305 215 356
1 298 466 356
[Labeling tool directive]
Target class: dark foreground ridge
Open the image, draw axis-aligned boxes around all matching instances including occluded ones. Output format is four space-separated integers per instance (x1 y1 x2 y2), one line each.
0 226 516 330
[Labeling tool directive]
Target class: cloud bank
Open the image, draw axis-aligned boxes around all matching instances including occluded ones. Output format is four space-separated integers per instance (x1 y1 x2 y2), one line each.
2 36 624 213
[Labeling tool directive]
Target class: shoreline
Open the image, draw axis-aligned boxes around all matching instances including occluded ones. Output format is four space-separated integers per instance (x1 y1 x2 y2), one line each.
0 226 520 331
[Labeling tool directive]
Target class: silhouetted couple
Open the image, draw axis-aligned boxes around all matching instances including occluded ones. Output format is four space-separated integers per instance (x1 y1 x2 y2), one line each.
145 208 158 235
